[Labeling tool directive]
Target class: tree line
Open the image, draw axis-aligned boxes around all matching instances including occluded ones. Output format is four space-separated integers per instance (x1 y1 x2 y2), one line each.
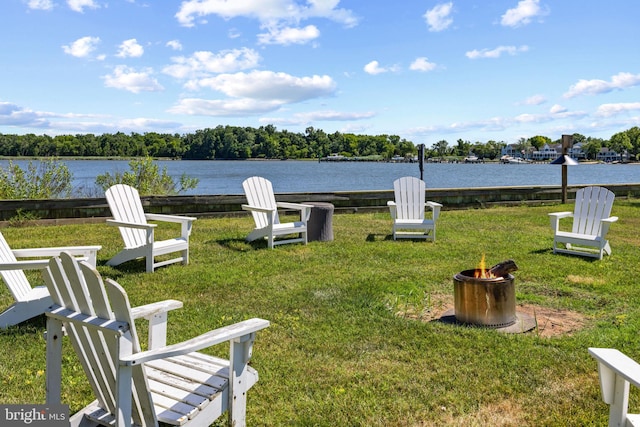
0 125 415 160
0 125 638 161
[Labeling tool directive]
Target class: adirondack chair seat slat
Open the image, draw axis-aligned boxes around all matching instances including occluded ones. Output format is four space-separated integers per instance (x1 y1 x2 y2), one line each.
147 376 216 407
105 184 196 272
388 177 442 241
554 231 603 242
549 186 617 260
44 252 269 427
148 357 231 389
242 176 312 248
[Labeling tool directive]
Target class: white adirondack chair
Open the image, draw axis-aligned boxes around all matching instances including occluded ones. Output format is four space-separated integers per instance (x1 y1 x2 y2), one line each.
43 252 270 427
105 184 197 272
589 347 640 426
387 176 443 241
549 186 618 260
242 176 312 248
0 231 100 329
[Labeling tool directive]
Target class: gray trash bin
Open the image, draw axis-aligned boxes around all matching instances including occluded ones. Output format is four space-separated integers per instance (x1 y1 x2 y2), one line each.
306 202 334 242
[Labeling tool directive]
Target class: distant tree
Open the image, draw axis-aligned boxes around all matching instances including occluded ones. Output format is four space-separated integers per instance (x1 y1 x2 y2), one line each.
582 139 602 160
513 137 531 157
528 135 551 150
608 131 633 156
431 140 449 157
572 133 587 144
623 126 640 158
453 139 471 156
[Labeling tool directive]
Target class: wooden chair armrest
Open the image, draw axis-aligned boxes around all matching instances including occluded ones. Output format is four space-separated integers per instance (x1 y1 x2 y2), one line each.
548 211 573 219
589 347 640 403
549 211 573 231
130 299 184 349
0 259 50 271
144 213 197 223
121 318 270 365
426 201 442 221
387 201 397 218
276 202 313 211
602 216 619 223
107 219 157 229
11 246 101 258
242 204 275 214
9 246 101 268
130 299 183 320
277 202 312 221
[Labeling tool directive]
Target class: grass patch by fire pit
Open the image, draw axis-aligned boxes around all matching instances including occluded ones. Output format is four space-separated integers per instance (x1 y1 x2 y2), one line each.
1 200 639 425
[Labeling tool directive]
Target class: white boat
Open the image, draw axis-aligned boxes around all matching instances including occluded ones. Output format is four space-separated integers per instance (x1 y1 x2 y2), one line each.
464 155 481 163
501 155 530 164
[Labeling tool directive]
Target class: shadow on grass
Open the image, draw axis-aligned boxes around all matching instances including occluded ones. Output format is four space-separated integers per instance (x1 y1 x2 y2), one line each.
365 233 394 242
0 315 45 335
215 237 263 251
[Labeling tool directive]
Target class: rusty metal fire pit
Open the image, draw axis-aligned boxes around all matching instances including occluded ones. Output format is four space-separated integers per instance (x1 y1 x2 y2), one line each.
453 269 516 328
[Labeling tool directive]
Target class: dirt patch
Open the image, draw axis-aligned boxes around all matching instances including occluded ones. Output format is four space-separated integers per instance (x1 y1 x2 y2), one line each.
397 294 588 337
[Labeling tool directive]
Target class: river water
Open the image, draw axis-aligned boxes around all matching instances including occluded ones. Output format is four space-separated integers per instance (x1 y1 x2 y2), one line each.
1 159 639 195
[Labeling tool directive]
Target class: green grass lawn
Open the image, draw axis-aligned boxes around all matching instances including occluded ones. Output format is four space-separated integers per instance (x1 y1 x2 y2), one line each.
1 200 640 426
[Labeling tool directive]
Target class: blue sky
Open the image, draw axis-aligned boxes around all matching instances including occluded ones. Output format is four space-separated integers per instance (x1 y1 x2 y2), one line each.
1 0 639 145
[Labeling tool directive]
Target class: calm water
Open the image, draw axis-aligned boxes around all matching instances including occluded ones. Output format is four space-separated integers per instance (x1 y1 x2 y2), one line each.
2 159 639 195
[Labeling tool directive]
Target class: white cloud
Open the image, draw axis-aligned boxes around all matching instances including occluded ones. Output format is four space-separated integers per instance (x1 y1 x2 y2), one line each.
62 36 101 58
258 25 320 45
466 45 529 59
118 118 183 129
166 40 183 51
0 102 47 127
424 2 453 32
116 39 144 58
67 0 100 13
259 110 375 126
27 0 54 10
501 0 546 27
549 104 567 114
521 94 546 105
364 60 399 75
163 48 261 79
103 65 164 93
168 97 283 116
596 102 640 117
189 70 336 103
409 57 437 72
564 72 640 98
165 68 338 117
175 0 358 31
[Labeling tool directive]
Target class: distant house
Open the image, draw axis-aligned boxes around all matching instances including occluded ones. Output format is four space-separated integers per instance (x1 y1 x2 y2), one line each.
531 144 558 161
597 147 622 162
501 144 524 158
569 143 587 160
531 142 585 161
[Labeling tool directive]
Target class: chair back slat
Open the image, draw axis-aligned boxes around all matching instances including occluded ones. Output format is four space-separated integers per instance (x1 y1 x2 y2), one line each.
572 186 615 236
44 253 155 426
243 176 280 228
0 232 33 302
394 177 426 220
106 184 148 249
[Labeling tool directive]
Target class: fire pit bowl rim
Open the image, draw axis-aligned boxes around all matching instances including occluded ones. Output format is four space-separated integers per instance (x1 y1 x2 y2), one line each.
454 269 515 282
